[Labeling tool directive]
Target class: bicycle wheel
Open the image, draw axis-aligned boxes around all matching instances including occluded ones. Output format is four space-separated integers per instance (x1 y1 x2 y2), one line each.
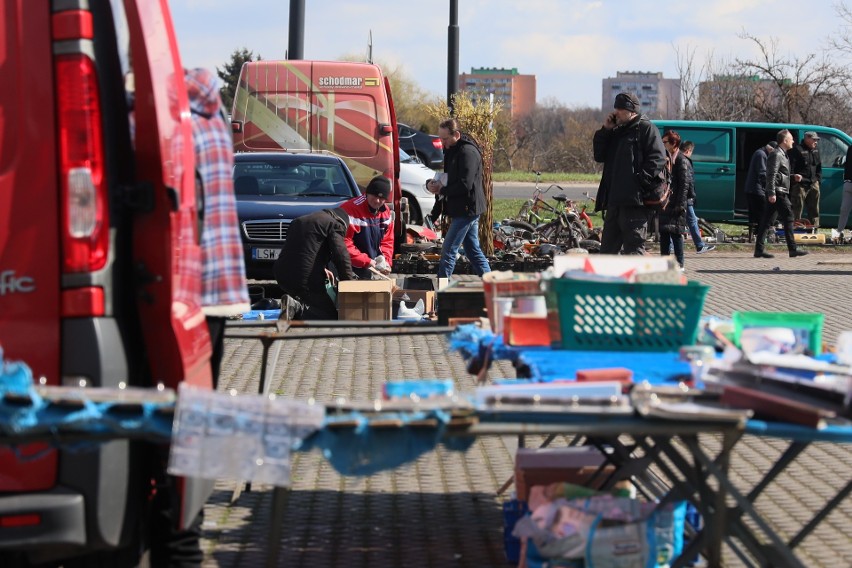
505 220 536 233
568 217 590 239
579 239 601 253
534 221 558 243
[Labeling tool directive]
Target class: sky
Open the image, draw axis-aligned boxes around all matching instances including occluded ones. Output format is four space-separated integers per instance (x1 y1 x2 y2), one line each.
170 0 849 110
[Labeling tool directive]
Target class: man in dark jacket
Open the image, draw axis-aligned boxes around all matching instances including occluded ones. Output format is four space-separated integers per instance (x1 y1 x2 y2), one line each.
274 207 356 319
789 131 822 227
744 140 778 242
426 117 491 277
754 130 808 259
593 92 666 255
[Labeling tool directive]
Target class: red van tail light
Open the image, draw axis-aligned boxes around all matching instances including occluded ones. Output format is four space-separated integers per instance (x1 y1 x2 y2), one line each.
0 513 42 528
54 53 108 273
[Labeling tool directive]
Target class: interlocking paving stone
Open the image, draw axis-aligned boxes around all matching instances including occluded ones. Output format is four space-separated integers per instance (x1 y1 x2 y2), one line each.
203 251 852 567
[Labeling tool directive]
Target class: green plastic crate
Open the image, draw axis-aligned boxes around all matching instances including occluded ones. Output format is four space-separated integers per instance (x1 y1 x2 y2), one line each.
547 279 710 352
732 311 824 354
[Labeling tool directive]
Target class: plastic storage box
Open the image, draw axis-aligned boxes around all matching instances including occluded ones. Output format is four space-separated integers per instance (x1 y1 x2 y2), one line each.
732 311 824 354
547 279 710 352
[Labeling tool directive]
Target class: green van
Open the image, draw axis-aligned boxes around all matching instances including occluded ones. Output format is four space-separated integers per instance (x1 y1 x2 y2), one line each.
652 120 851 226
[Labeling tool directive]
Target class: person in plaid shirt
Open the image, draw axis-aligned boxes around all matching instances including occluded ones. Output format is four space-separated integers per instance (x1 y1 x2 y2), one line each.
185 68 250 385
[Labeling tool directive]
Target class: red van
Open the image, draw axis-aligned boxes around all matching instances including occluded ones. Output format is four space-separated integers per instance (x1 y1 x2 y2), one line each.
230 60 406 248
0 1 212 565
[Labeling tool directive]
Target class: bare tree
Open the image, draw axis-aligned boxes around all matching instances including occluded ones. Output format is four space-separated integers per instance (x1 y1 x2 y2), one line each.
674 24 852 128
674 44 700 118
734 31 850 124
673 43 758 121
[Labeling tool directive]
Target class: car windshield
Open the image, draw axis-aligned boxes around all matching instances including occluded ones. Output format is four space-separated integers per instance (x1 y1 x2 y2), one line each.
399 148 418 164
233 159 356 198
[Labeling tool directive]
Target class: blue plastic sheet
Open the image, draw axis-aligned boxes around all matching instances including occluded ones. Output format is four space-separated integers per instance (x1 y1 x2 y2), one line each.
297 409 474 476
241 309 282 320
449 326 693 385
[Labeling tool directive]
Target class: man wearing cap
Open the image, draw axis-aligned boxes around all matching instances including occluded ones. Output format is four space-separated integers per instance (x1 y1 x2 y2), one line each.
593 92 667 255
274 207 356 319
341 175 394 279
789 131 822 227
744 140 779 242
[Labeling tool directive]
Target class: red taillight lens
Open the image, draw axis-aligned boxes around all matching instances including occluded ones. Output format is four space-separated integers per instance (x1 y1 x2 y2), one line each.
432 138 443 150
0 514 41 528
55 54 108 273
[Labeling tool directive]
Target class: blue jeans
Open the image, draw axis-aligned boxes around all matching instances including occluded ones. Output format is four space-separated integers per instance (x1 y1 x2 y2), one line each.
686 204 705 249
438 215 491 277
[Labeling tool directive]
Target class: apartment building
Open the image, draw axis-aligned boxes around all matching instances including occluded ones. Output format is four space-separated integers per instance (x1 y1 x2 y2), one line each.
459 67 536 118
602 71 681 119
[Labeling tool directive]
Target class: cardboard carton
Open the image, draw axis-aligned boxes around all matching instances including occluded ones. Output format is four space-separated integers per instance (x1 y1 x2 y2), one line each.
338 280 393 321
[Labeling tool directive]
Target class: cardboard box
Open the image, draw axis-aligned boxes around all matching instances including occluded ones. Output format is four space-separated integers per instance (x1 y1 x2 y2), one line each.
393 289 436 315
514 447 608 501
338 280 393 321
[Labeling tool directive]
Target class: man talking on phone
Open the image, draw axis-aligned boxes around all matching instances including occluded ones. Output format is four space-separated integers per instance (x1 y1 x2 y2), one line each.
592 92 666 255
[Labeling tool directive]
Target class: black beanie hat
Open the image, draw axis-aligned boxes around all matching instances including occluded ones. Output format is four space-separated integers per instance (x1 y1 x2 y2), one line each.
365 176 391 199
613 92 640 112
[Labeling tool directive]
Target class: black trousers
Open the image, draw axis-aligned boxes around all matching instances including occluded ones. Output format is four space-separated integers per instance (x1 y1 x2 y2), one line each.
755 192 796 253
600 205 649 255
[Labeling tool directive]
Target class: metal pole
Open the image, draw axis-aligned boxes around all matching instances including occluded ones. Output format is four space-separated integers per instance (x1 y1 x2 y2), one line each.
288 0 305 60
447 0 459 112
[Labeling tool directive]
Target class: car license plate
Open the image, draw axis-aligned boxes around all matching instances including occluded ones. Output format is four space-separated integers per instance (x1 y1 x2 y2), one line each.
252 247 281 260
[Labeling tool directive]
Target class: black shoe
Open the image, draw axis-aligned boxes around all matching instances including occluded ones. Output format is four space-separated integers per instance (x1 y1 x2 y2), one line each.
789 249 809 257
754 251 774 258
280 294 302 321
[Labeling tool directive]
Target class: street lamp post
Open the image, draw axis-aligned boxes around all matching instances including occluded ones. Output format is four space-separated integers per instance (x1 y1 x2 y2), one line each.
447 0 459 112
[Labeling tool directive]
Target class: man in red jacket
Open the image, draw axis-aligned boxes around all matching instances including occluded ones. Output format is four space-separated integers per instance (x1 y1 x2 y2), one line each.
341 176 395 279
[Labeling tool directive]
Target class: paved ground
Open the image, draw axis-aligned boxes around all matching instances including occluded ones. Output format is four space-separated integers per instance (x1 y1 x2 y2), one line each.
201 249 852 568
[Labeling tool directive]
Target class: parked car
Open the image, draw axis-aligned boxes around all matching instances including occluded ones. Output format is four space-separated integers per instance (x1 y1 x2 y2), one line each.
234 151 362 280
399 148 439 226
397 122 444 169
